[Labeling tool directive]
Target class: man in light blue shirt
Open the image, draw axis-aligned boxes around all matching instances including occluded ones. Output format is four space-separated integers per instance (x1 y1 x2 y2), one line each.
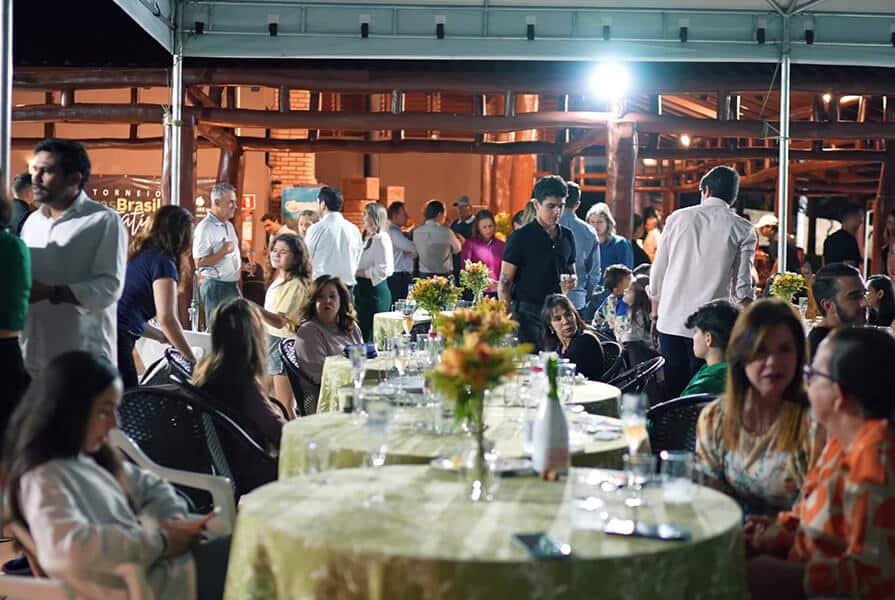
559 181 600 311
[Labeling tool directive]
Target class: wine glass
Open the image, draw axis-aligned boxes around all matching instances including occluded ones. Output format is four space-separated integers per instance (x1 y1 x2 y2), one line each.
620 393 649 455
365 397 392 506
349 344 367 417
402 300 416 335
393 337 410 378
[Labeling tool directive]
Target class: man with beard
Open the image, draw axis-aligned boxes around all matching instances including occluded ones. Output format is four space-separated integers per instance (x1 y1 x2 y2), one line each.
499 176 577 349
20 139 127 380
808 262 867 357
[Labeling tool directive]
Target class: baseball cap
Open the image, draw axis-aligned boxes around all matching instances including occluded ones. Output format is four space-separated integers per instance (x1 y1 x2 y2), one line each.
453 195 471 207
756 214 778 229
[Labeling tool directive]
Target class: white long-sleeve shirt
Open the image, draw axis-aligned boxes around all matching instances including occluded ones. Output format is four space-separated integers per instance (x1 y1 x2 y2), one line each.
305 211 363 286
388 222 416 274
20 455 196 600
20 192 128 375
649 196 756 338
358 231 395 287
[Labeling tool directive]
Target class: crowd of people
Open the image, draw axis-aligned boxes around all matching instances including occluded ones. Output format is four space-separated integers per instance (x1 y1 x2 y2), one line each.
2 138 895 599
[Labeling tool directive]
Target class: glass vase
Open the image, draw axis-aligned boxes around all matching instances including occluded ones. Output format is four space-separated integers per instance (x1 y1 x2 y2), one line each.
458 390 492 502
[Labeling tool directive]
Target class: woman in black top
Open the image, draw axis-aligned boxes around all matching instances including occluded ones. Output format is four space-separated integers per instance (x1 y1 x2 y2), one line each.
867 274 895 327
541 294 606 381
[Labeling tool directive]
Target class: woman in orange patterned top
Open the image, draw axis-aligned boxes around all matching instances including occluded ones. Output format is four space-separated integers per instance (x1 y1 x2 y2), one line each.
746 327 895 599
695 299 825 515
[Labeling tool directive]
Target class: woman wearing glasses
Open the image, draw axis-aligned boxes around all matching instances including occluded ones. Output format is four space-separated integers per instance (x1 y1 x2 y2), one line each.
746 327 895 599
694 299 825 516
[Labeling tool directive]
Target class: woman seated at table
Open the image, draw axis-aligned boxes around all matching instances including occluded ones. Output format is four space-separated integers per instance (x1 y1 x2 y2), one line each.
355 202 394 343
866 274 895 327
460 209 505 296
745 327 895 599
294 275 363 388
541 294 605 381
116 205 197 388
193 298 284 492
3 351 229 600
695 298 825 516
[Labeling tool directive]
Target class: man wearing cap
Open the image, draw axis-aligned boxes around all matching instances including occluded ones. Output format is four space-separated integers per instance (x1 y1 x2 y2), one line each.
756 213 800 274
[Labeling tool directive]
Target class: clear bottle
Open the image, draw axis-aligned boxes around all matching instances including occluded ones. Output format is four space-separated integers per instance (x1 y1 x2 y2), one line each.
531 354 570 478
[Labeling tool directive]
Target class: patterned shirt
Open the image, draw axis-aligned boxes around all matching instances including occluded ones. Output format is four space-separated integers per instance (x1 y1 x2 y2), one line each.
593 294 629 342
695 398 825 515
776 420 895 599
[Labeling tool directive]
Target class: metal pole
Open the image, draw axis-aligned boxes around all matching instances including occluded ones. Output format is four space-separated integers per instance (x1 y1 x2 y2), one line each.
777 49 791 274
169 5 183 206
1 0 13 192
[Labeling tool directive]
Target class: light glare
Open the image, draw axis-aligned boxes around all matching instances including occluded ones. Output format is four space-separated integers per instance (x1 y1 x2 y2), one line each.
590 62 630 101
680 134 691 147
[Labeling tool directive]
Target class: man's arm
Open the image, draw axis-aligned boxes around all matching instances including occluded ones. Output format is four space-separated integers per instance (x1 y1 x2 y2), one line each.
448 229 462 254
390 228 418 258
195 242 234 269
498 261 517 302
733 225 758 304
67 212 128 310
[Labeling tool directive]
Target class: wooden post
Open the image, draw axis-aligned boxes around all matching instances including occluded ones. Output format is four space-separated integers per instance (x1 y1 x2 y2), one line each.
606 121 638 238
871 143 895 274
807 195 818 267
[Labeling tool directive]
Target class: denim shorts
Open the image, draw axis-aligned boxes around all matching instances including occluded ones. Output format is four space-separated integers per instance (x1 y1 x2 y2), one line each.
267 334 285 375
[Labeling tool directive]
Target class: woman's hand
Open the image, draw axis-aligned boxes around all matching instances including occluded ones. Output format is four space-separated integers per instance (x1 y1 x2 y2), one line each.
160 513 215 557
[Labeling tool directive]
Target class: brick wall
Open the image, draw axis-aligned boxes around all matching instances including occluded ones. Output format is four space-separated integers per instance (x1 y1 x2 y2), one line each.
269 89 317 201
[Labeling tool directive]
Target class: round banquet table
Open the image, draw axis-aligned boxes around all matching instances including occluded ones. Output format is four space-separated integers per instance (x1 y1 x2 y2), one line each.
371 311 431 347
317 354 622 416
224 465 747 600
278 407 629 478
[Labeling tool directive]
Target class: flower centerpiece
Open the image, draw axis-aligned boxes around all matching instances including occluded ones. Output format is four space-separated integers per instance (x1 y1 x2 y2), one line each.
494 211 512 242
428 300 530 501
460 260 495 304
408 276 462 318
769 272 806 304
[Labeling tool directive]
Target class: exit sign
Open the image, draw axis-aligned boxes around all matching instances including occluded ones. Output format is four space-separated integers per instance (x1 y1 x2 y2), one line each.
241 193 256 211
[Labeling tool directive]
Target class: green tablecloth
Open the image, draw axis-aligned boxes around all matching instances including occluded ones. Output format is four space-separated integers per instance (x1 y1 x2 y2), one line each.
372 311 431 348
278 407 629 478
225 465 747 600
317 355 393 413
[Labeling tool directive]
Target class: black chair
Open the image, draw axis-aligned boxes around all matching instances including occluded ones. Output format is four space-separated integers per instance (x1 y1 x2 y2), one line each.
646 394 716 454
117 384 234 513
599 340 625 381
607 356 666 401
164 346 193 383
280 338 318 417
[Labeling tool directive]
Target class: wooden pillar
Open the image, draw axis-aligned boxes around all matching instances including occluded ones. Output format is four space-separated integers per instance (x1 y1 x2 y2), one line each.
606 122 638 238
871 142 895 274
807 196 818 266
509 93 538 215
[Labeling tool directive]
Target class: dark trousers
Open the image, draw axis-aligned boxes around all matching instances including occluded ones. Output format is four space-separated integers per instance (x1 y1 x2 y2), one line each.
194 535 231 600
116 331 140 389
0 337 30 437
511 301 546 352
387 271 413 303
658 332 705 399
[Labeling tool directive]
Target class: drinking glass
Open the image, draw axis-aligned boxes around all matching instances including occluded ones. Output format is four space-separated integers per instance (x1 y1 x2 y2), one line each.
393 337 410 378
558 363 576 404
798 297 809 320
349 344 367 417
624 453 657 508
401 300 416 335
394 299 407 314
660 450 695 505
305 440 331 484
365 397 392 505
620 393 649 455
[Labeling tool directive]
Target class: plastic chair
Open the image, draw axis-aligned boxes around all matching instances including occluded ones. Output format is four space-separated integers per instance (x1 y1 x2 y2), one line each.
164 347 193 384
279 338 319 417
607 356 666 397
599 340 625 381
117 385 235 513
646 394 716 454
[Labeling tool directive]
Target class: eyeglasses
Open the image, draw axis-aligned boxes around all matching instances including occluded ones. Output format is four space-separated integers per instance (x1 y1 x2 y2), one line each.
803 364 836 384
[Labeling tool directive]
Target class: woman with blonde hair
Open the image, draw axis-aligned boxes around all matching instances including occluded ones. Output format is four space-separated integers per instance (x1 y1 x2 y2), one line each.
117 205 196 388
695 298 825 515
354 202 394 342
254 232 312 418
193 298 284 494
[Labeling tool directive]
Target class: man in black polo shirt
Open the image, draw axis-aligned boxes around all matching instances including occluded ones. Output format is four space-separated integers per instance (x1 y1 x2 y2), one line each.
499 176 577 349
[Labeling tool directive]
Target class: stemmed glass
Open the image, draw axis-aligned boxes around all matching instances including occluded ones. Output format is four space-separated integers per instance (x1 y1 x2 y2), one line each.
365 397 392 506
620 393 649 455
305 440 331 484
402 300 416 336
349 344 367 418
393 336 410 378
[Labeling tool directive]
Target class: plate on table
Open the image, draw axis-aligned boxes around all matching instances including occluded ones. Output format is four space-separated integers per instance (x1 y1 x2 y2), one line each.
429 456 535 476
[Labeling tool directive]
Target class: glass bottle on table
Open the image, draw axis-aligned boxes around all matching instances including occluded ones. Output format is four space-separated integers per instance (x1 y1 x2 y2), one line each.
531 354 570 478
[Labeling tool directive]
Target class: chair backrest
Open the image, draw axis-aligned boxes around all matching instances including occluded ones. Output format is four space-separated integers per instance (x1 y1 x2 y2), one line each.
607 356 666 397
164 346 193 384
174 382 279 498
280 338 319 416
599 340 625 380
646 393 716 454
118 385 233 512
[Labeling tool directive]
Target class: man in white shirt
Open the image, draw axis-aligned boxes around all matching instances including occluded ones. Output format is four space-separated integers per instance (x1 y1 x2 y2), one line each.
386 201 417 301
21 139 128 378
192 182 242 325
649 165 756 398
304 186 363 289
260 211 296 247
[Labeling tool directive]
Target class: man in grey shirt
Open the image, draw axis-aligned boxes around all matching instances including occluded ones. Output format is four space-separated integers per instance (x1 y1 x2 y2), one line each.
386 201 417 301
412 200 461 278
559 181 600 312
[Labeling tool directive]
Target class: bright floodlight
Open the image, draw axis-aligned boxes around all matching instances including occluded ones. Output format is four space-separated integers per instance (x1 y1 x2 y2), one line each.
679 133 691 147
590 62 630 100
